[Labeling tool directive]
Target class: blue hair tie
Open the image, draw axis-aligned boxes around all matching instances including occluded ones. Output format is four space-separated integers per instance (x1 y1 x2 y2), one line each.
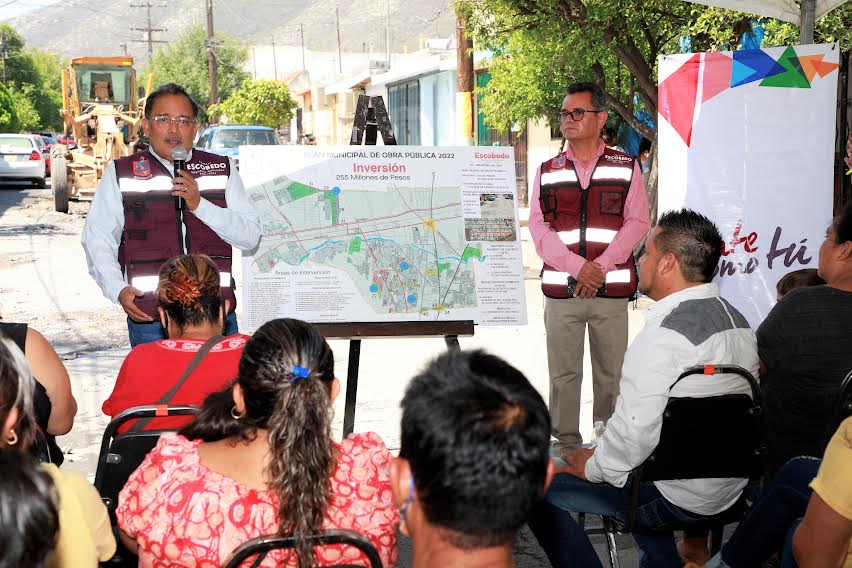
289 365 310 383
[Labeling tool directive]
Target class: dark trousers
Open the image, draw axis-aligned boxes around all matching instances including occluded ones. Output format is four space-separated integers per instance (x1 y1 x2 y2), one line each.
127 311 238 347
529 473 718 568
714 457 820 567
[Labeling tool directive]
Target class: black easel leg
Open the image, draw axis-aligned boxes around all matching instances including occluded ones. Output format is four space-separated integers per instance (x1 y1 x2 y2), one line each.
343 339 361 437
444 335 460 350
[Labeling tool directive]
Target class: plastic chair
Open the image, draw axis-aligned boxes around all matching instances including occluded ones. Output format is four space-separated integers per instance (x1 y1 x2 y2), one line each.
94 404 201 525
222 529 383 568
583 364 766 568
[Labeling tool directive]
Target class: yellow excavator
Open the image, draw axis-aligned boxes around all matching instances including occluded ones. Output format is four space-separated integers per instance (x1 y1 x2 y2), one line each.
51 56 153 212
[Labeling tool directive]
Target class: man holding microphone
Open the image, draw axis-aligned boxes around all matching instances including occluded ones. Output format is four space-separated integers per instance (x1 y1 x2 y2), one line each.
82 83 260 346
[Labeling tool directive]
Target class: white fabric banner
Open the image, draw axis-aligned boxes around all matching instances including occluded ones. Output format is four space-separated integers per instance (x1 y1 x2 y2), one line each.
658 43 840 326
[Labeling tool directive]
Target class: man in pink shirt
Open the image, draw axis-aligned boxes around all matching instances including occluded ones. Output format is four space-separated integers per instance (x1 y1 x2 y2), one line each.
529 82 651 457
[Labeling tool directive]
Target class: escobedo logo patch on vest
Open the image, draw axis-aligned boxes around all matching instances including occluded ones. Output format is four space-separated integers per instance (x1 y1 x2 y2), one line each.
604 154 632 164
551 154 567 169
133 157 152 179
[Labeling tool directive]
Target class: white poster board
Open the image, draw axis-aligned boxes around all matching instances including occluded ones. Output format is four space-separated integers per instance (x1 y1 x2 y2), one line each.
239 145 528 329
658 44 840 326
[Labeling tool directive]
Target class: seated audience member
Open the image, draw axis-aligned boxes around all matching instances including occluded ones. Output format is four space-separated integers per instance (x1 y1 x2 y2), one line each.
0 450 60 568
775 268 824 301
529 209 760 568
116 318 399 567
791 414 852 567
759 204 852 475
391 349 553 568
0 320 76 463
102 254 249 432
0 335 116 566
704 415 852 568
680 265 830 563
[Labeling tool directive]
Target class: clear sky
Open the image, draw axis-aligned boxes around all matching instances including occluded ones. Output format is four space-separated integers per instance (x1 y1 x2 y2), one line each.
0 0 62 23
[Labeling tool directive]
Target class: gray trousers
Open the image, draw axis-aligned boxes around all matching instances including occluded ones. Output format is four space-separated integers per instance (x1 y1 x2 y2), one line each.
544 296 628 454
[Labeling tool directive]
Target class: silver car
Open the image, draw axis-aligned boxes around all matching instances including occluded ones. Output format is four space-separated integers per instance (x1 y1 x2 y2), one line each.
0 134 46 187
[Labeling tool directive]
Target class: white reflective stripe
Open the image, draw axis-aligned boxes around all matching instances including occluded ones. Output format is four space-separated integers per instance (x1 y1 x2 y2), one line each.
133 272 232 293
197 175 228 191
118 174 228 193
586 228 618 243
542 270 570 286
131 275 159 293
591 166 632 182
541 169 578 185
606 269 631 284
557 230 580 245
119 175 172 193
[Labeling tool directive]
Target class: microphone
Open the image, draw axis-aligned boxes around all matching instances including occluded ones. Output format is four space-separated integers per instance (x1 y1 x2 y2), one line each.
171 146 188 211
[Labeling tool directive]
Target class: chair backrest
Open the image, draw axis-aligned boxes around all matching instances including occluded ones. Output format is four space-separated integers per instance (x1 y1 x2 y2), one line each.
94 405 200 525
222 529 383 568
826 369 852 444
640 364 765 482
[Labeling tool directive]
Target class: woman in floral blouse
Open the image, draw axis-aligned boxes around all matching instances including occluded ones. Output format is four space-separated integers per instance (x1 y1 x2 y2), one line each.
116 318 399 567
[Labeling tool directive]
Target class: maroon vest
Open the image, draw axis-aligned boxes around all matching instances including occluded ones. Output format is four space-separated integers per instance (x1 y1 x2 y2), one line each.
115 149 236 318
539 148 638 299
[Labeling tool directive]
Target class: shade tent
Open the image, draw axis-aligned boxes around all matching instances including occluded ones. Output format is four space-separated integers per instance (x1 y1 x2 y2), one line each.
680 0 849 41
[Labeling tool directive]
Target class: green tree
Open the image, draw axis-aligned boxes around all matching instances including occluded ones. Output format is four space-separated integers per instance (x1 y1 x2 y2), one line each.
146 23 250 118
0 24 64 131
463 0 852 217
208 80 298 127
11 85 41 131
0 82 21 133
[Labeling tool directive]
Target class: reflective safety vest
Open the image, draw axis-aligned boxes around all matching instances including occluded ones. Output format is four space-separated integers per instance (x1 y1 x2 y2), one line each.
538 148 638 299
115 149 237 319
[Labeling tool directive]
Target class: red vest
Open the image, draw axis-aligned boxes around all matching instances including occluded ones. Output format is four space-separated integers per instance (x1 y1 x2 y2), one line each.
115 149 236 318
539 148 638 299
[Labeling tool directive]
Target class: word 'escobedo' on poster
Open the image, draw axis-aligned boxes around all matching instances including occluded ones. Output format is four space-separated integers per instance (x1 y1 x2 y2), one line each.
238 145 528 328
658 43 839 327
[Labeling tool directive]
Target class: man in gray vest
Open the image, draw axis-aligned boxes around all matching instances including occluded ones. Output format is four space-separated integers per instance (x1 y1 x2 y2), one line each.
82 84 260 346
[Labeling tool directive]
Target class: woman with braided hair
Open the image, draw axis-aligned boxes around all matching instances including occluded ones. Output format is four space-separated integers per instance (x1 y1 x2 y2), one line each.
103 254 250 432
115 318 399 567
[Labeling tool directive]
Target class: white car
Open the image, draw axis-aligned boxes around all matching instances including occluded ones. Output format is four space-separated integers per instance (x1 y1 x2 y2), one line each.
0 134 46 187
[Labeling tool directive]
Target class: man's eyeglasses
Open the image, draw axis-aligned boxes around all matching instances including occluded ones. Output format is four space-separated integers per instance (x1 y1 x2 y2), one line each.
150 115 197 128
555 108 604 122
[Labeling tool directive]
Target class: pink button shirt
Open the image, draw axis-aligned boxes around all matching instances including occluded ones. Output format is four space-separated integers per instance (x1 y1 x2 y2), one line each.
528 141 651 277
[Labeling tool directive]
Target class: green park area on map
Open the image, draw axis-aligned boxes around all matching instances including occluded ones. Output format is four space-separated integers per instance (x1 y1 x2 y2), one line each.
248 175 484 316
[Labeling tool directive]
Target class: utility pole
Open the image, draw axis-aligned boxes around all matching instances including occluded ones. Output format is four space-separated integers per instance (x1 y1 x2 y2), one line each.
336 4 342 74
0 31 8 85
120 42 129 56
129 0 167 59
271 36 278 80
299 24 306 70
456 10 475 145
205 0 218 105
252 47 257 80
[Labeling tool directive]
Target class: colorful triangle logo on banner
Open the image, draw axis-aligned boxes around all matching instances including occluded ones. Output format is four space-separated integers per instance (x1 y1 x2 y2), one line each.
702 52 733 103
798 54 841 81
731 49 786 87
659 53 701 146
760 46 811 88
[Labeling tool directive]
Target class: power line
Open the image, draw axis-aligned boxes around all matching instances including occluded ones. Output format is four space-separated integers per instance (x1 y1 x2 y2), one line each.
129 0 167 58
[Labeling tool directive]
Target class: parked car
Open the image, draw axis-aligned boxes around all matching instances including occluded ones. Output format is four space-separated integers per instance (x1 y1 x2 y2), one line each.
0 134 45 187
31 135 51 177
56 134 76 149
38 132 57 146
194 125 279 168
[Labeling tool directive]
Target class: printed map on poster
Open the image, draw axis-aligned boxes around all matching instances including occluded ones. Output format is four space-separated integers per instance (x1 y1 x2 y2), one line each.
239 146 527 328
